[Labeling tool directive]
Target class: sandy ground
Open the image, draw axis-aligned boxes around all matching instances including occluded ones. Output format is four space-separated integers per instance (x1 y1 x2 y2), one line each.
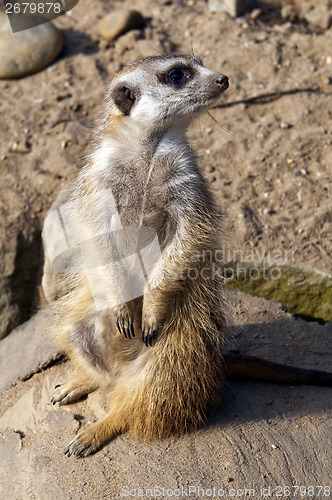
0 291 331 499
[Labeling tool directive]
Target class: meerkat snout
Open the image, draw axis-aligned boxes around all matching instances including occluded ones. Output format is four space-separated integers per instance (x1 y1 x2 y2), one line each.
215 74 229 90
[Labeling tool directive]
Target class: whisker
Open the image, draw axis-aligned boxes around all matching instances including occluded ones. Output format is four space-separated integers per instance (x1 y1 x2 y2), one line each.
206 110 231 134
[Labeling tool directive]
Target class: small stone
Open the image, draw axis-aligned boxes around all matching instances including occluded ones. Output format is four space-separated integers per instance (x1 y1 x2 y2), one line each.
208 0 257 17
287 158 294 164
99 10 144 42
297 189 305 201
250 8 261 19
281 5 294 20
10 135 31 153
0 13 62 79
271 444 278 449
304 9 331 31
280 122 291 129
326 56 332 65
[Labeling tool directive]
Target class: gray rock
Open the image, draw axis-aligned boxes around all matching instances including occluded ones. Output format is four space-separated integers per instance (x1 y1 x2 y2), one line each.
0 231 41 340
99 9 144 42
0 310 61 393
208 0 257 17
0 13 63 79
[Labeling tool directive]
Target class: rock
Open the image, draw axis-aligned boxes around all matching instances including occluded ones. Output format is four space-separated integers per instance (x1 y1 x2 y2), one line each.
0 427 22 456
208 0 257 17
297 189 305 201
304 9 331 30
0 13 63 79
99 10 144 42
0 231 41 340
0 310 61 393
281 5 295 21
224 263 332 323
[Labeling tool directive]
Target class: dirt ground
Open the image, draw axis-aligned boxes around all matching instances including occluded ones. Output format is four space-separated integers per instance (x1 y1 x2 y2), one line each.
0 0 331 498
0 291 331 499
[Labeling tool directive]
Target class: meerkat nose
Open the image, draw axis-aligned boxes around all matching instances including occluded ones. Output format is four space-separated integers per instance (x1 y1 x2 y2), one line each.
216 75 229 89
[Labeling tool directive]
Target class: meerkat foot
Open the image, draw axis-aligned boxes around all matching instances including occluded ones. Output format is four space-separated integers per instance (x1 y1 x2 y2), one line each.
114 304 135 339
64 416 122 457
51 377 98 406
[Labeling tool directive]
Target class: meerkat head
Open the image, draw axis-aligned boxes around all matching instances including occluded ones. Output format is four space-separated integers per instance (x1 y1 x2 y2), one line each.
107 55 228 132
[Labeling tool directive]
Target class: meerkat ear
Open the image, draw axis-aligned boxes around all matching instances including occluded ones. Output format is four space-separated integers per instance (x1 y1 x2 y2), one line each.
112 84 138 116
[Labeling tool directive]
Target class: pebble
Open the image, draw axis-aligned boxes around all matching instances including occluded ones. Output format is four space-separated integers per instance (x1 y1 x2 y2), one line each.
297 189 305 201
250 8 261 20
208 0 257 17
99 10 144 42
0 13 62 79
281 5 294 20
304 9 331 30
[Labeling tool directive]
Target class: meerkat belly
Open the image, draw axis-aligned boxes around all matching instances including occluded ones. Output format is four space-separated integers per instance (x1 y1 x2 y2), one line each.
69 308 146 375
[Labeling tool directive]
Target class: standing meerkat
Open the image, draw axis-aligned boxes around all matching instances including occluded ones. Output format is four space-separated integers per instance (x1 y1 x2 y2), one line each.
45 55 332 457
47 55 230 457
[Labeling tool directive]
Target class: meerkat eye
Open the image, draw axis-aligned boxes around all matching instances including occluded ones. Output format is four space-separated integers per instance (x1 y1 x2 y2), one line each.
164 66 193 87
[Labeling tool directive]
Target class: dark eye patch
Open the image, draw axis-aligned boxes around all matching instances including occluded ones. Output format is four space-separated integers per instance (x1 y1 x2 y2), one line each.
159 65 194 88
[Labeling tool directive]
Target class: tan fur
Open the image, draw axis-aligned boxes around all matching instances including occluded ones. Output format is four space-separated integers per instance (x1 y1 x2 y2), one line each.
47 55 229 456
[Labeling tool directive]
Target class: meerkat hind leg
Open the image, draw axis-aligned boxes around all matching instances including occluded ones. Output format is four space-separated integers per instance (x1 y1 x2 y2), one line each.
51 375 98 406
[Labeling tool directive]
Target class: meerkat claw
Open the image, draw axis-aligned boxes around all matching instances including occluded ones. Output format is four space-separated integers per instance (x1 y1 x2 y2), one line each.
142 328 157 347
121 321 128 339
115 311 134 340
65 432 100 457
116 320 122 335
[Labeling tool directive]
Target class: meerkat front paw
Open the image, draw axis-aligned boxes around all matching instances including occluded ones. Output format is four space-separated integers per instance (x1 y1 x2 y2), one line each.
141 318 158 347
51 378 97 405
114 304 135 339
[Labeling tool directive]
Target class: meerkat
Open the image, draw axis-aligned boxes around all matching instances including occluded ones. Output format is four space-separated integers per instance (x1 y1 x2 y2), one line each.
46 55 230 457
45 55 332 458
